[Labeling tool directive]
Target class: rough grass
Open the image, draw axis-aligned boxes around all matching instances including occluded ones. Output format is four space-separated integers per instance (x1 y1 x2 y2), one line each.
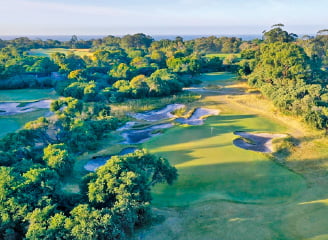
29 48 93 58
110 92 200 118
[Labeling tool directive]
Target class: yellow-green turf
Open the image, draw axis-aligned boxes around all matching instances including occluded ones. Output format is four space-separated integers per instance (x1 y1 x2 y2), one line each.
143 74 305 206
145 117 306 207
29 48 92 58
135 73 328 240
205 53 241 59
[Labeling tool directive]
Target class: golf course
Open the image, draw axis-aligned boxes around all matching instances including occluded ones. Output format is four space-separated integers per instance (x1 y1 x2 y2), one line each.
0 88 57 137
2 72 328 239
124 72 328 240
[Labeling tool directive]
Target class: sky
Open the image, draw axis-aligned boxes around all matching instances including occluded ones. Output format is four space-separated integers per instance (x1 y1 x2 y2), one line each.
0 0 327 36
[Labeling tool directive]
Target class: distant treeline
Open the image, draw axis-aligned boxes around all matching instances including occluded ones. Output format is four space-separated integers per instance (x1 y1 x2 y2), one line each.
0 34 243 53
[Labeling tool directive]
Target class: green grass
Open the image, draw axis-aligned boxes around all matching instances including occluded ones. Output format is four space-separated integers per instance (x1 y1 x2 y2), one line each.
144 112 304 207
29 48 93 58
205 53 241 59
134 72 328 240
0 88 57 102
0 109 49 138
146 72 302 206
0 88 56 138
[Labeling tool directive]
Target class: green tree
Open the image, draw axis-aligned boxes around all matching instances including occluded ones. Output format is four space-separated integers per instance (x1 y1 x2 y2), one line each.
109 63 132 79
43 144 73 176
263 24 298 43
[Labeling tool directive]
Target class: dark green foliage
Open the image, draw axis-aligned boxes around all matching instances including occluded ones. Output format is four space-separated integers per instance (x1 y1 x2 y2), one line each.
52 53 86 74
87 150 177 208
246 28 328 130
263 24 298 43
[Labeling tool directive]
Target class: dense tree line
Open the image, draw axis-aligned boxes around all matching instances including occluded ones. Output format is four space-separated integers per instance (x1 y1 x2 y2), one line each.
238 24 328 130
0 34 228 92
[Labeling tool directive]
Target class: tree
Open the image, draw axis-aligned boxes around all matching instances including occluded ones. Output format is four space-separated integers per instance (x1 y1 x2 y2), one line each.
83 81 98 102
24 117 52 145
146 69 182 96
52 53 85 73
121 33 154 49
25 57 58 75
70 35 78 48
43 144 73 176
67 204 124 240
109 63 132 79
130 75 150 98
93 49 129 68
248 42 310 87
317 29 328 36
87 150 177 208
263 24 298 43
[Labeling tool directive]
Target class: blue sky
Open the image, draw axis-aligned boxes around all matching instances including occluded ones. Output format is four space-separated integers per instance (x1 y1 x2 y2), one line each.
0 0 327 35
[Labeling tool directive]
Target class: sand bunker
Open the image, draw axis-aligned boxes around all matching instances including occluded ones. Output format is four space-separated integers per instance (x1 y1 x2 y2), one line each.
233 131 287 153
117 121 136 131
132 104 185 121
0 100 51 115
121 123 173 144
175 108 219 125
84 147 138 171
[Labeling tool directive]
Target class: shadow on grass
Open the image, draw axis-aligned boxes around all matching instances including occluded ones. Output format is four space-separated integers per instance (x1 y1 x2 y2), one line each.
152 160 307 208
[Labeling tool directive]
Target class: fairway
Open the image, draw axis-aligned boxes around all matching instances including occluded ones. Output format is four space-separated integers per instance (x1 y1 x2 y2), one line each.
145 114 304 206
136 73 328 240
144 73 304 206
0 109 49 138
0 88 57 102
29 48 93 58
0 88 56 138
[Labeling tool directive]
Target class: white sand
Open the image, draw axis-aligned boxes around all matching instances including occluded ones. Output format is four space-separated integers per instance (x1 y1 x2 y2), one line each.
0 100 51 115
132 104 185 121
234 131 288 153
176 108 220 125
